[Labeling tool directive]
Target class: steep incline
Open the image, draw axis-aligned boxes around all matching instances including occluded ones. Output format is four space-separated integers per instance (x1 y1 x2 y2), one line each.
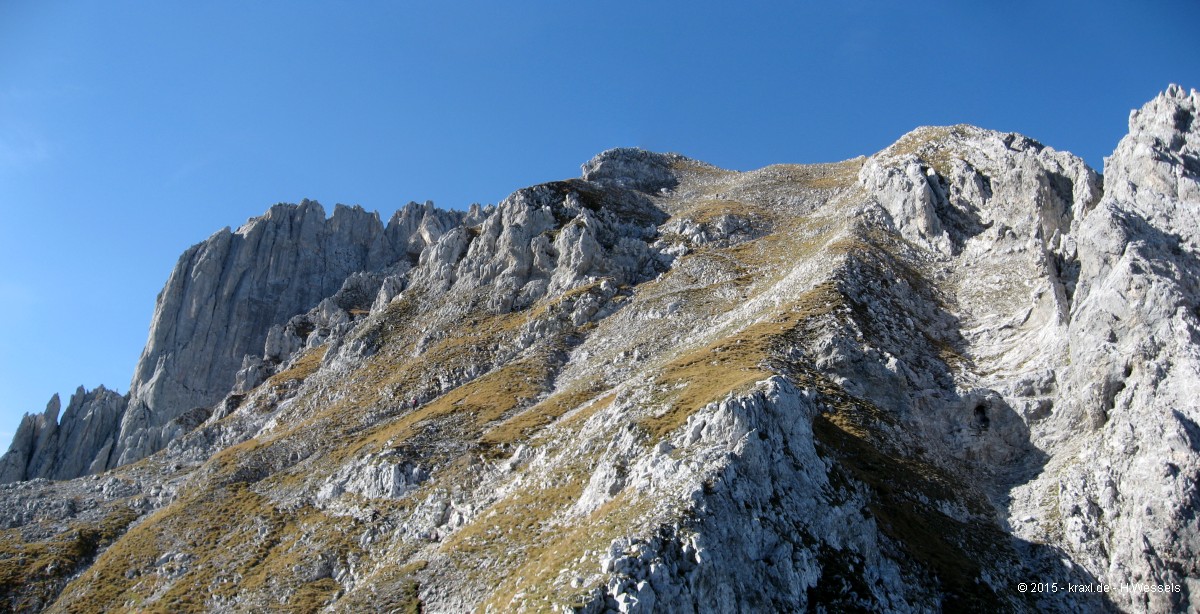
113 200 451 470
0 88 1197 613
1015 85 1200 612
0 200 464 482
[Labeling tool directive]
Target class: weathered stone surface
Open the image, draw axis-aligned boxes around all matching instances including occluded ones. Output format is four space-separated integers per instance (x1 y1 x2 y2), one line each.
1 199 466 484
1023 85 1200 613
0 396 58 484
406 176 668 315
0 387 126 482
2 88 1198 614
110 201 402 468
581 148 683 193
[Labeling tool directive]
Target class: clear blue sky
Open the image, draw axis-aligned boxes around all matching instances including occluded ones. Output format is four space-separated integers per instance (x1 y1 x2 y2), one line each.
1 1 1197 444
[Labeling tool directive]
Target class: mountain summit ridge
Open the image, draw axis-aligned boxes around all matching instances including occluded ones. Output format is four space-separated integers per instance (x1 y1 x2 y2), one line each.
0 87 1197 613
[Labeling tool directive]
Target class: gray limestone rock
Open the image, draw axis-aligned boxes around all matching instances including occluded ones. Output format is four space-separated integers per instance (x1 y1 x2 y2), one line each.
1 198 465 484
0 387 126 482
0 396 58 483
582 148 683 193
848 87 1199 612
1044 85 1200 612
408 178 668 315
3 92 1199 614
112 200 404 468
386 200 467 262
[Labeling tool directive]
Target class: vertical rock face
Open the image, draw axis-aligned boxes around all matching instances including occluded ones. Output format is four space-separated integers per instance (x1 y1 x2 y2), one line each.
851 124 1101 467
128 201 390 421
110 200 463 468
1041 85 1200 612
386 200 467 262
0 387 126 482
0 199 465 482
851 87 1200 612
0 396 60 483
113 201 389 467
2 88 1199 614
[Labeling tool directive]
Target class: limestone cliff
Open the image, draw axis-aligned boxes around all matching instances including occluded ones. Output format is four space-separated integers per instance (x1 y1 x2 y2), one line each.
0 88 1197 613
0 387 124 483
0 199 462 481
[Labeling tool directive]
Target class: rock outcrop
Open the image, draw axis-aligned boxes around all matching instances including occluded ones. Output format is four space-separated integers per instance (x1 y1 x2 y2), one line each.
1 88 1197 614
114 201 401 468
1022 85 1200 612
0 199 466 481
0 386 126 483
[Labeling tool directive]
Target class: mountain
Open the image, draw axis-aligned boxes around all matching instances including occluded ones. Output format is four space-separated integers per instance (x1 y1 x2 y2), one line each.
0 200 473 483
1 86 1197 613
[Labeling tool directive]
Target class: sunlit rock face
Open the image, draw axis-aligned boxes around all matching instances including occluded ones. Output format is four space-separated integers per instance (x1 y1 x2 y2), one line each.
1 88 1197 614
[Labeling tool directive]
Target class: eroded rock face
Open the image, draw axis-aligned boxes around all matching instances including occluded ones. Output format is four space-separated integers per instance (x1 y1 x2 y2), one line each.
846 88 1200 613
0 387 126 482
859 124 1100 260
432 179 668 310
1036 86 1200 612
118 202 398 463
1 200 465 484
2 89 1198 614
577 379 928 612
581 148 683 193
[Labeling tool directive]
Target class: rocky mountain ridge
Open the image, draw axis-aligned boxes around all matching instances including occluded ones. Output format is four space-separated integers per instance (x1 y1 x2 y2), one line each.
0 86 1197 613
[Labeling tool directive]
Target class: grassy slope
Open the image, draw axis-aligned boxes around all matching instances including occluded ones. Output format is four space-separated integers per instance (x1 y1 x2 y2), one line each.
35 153 1025 612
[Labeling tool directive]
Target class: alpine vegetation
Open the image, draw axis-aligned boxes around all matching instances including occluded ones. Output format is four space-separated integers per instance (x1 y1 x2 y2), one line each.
1 87 1197 613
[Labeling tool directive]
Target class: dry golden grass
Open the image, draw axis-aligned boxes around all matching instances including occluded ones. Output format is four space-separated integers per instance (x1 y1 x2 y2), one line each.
56 481 363 613
267 346 328 385
0 505 140 612
436 455 605 608
345 351 557 462
478 381 609 451
812 411 1007 610
68 287 583 610
639 334 773 440
44 165 925 612
685 198 765 226
639 282 844 441
481 490 657 611
233 299 561 481
753 159 863 191
883 124 977 176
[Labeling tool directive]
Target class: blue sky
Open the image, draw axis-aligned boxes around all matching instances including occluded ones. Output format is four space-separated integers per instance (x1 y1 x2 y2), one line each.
1 1 1197 444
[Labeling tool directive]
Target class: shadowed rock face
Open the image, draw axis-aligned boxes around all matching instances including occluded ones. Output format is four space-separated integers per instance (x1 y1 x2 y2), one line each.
1 89 1198 614
0 387 127 483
